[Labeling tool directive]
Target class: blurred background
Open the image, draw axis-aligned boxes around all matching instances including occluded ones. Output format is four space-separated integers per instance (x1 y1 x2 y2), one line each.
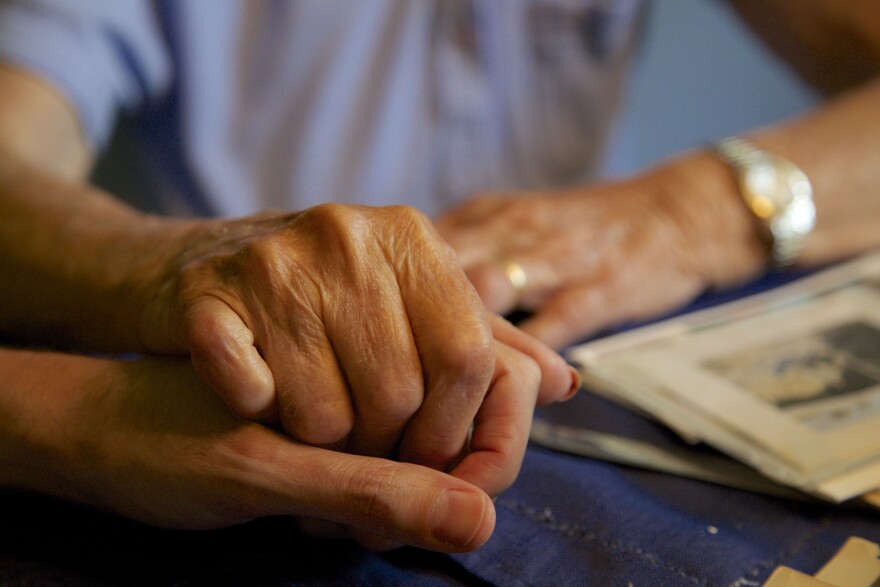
96 0 823 207
605 0 819 176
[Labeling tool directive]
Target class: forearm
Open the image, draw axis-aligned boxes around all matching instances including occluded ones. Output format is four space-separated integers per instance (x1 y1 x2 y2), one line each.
643 76 880 290
0 160 198 350
654 1 880 285
731 0 880 95
0 65 203 351
0 348 101 498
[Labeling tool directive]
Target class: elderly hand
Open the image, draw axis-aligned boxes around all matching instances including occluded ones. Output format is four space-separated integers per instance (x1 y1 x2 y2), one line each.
436 153 769 349
136 203 576 495
0 350 553 552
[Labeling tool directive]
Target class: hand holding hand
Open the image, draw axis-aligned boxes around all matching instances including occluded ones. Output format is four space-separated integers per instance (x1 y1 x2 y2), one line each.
136 203 576 494
2 352 503 552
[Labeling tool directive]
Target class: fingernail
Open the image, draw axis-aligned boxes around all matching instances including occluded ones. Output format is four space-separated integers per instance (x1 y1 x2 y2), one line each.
429 490 487 549
563 367 582 401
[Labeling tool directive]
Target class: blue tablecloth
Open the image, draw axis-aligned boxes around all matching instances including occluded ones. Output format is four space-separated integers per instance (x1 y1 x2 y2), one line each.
457 393 880 586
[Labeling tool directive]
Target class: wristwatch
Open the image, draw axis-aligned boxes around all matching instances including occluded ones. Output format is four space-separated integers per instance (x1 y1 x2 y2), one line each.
715 136 816 268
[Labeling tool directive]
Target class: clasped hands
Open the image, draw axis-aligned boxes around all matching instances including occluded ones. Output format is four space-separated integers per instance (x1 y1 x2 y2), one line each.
51 203 575 553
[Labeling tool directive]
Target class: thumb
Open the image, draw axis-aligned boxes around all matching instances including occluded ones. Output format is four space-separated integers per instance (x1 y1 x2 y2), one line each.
261 438 496 552
185 296 276 420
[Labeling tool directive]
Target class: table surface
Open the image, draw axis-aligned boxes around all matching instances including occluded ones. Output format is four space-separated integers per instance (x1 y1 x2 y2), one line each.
4 403 879 587
3 271 878 587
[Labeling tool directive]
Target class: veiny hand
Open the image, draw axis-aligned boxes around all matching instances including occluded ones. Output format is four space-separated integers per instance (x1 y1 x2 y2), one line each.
436 153 768 349
2 351 542 552
136 203 576 489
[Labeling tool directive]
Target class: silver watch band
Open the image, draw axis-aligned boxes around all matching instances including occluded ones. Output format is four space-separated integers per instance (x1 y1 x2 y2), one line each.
715 137 815 269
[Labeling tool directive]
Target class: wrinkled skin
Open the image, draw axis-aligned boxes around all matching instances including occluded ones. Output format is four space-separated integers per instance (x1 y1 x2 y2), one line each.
136 203 574 477
437 154 767 348
2 200 577 552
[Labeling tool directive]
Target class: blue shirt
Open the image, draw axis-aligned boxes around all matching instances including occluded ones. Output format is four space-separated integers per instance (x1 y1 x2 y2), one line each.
0 0 643 217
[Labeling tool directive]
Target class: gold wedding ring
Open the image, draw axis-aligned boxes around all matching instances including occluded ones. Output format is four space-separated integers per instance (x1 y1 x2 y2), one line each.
502 260 528 306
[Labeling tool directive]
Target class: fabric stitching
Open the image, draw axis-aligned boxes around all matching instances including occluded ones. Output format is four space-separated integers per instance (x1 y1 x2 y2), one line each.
496 498 707 586
724 516 832 587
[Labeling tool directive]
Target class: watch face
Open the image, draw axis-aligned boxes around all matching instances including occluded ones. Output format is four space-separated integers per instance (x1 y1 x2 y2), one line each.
742 162 794 219
717 138 815 267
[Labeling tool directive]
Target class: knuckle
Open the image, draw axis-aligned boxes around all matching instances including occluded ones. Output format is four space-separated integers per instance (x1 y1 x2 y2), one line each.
386 205 438 241
302 203 364 239
300 204 374 259
387 204 429 224
493 348 540 407
184 303 223 352
487 459 519 496
183 300 250 363
357 368 424 425
515 353 542 390
244 236 292 283
436 330 495 393
304 202 351 225
186 437 282 526
343 461 402 523
280 395 353 445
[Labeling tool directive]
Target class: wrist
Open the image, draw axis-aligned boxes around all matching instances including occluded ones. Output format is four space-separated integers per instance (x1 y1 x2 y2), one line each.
63 208 201 353
121 215 206 352
644 150 770 290
715 137 816 269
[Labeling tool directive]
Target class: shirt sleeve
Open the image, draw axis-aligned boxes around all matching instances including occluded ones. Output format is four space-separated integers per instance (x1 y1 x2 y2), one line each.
0 0 172 150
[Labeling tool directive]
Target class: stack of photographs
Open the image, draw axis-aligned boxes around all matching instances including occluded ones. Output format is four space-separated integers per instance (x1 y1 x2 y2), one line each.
563 251 880 503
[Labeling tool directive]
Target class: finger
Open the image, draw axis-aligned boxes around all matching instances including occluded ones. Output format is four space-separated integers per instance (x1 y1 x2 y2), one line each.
465 255 564 316
490 315 580 405
248 434 496 553
396 274 495 473
449 342 541 496
517 271 632 349
520 265 705 349
367 207 496 472
325 265 424 458
185 296 275 420
339 335 550 528
435 207 509 270
442 226 539 271
266 332 355 447
434 194 504 233
463 261 520 315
